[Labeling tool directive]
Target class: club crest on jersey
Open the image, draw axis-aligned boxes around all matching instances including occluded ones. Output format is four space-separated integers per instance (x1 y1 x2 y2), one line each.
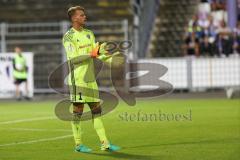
86 34 90 39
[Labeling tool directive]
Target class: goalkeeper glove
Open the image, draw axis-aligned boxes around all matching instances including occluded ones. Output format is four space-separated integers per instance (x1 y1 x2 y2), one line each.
90 42 100 58
99 42 108 55
99 51 125 68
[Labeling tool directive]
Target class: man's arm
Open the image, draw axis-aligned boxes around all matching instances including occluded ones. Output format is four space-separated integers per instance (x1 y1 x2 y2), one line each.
12 58 17 70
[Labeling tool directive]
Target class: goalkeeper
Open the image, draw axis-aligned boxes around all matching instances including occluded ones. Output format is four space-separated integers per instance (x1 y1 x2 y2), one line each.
63 6 121 153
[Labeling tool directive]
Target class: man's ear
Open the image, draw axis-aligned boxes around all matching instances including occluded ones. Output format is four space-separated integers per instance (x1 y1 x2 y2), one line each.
71 15 75 22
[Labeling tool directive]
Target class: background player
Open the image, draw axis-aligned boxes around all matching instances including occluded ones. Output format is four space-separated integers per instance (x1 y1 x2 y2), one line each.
12 46 30 101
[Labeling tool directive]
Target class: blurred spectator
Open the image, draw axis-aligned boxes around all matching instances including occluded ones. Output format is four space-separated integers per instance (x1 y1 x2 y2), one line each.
184 32 200 57
184 0 237 57
193 22 203 38
200 15 218 56
200 36 212 56
210 0 227 28
206 15 218 38
188 14 199 31
198 0 211 22
187 15 202 39
233 21 240 54
216 20 233 57
198 14 210 36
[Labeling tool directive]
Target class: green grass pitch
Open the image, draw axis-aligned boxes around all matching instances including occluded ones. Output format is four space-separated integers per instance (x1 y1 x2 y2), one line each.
0 99 239 160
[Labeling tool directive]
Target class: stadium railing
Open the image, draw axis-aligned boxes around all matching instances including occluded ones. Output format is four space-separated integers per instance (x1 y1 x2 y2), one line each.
0 20 128 93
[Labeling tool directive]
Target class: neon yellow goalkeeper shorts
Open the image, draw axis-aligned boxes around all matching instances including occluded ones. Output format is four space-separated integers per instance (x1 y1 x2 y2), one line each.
69 81 100 103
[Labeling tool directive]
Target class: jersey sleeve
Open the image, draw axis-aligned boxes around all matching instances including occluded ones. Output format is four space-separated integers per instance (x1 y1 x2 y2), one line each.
63 34 77 60
90 30 98 49
12 57 17 70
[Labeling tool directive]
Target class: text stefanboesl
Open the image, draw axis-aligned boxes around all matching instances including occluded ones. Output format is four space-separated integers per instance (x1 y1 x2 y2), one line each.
118 109 192 122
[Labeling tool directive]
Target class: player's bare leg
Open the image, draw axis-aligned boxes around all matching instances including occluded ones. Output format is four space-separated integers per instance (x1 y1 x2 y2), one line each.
15 84 21 101
24 81 30 100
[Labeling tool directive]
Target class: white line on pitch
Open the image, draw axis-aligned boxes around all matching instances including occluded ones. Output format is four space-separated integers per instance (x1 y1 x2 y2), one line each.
0 116 56 125
0 135 73 147
8 128 71 132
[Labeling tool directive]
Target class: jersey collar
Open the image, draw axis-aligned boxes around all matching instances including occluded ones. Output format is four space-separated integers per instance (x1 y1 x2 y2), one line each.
72 27 84 33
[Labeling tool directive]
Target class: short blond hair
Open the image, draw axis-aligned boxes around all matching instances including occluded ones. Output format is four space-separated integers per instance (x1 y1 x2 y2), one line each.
67 6 85 21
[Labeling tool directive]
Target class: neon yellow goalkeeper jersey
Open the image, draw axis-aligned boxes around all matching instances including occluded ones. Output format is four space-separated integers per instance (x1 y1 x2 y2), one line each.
63 27 99 103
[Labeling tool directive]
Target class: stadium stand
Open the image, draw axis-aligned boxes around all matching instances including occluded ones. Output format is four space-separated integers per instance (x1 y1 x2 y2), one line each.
0 0 132 22
182 0 239 57
149 0 199 57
